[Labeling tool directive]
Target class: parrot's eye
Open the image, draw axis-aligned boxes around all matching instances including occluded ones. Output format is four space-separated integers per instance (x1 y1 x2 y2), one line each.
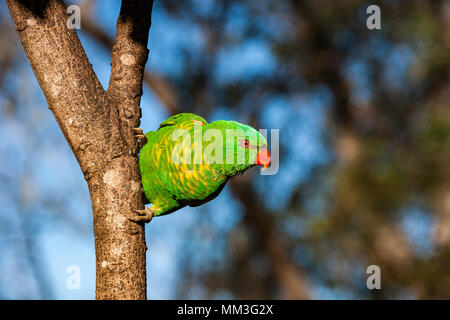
240 139 250 149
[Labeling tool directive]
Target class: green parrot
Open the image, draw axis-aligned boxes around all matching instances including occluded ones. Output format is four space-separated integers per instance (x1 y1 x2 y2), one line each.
130 113 271 222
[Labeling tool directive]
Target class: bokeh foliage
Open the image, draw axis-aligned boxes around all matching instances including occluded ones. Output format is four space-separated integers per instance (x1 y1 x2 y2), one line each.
0 0 449 299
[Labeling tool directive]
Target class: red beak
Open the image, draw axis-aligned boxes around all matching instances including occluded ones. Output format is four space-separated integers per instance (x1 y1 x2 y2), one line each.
256 148 271 170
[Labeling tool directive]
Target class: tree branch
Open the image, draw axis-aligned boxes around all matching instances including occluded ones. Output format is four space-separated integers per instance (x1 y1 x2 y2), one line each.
7 0 109 174
108 0 152 111
7 0 154 299
81 6 180 114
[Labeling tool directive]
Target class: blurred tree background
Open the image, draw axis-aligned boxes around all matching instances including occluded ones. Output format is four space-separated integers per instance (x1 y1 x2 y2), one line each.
0 0 449 299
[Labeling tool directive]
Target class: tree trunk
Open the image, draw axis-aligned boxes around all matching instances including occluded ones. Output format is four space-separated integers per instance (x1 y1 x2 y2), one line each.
7 0 154 299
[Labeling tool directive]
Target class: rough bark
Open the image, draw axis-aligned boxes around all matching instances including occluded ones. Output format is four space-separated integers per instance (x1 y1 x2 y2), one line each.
7 0 154 299
81 9 180 115
80 15 312 297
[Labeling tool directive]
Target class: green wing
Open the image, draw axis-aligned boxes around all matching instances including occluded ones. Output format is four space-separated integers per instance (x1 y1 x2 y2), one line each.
157 113 207 129
139 113 226 216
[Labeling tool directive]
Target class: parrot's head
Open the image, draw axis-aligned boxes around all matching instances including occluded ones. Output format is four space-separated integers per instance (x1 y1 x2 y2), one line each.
205 120 271 176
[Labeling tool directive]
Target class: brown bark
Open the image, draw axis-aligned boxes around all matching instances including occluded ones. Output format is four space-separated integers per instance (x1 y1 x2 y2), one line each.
81 7 180 115
79 0 311 298
7 0 154 299
81 17 311 296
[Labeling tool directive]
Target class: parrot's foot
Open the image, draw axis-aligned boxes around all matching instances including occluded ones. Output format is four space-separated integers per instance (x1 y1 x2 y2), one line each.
129 207 154 223
133 128 147 149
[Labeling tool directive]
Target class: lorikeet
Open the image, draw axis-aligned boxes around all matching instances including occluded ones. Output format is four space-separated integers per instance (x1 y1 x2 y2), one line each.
130 113 271 222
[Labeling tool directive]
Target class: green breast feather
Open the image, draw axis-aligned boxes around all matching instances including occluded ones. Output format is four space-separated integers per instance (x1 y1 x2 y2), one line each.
138 113 270 217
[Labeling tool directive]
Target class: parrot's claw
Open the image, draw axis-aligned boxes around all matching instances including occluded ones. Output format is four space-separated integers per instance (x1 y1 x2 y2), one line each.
133 128 147 148
129 207 154 223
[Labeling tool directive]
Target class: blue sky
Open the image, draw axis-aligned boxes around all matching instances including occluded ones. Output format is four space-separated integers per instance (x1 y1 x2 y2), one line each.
0 0 435 299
